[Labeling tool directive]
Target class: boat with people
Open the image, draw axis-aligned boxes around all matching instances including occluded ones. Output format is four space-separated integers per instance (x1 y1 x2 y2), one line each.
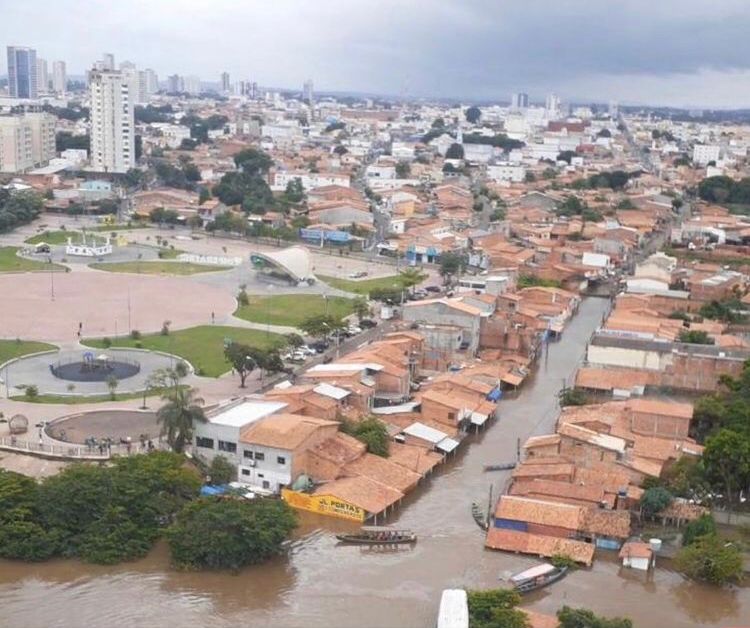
336 526 417 545
508 563 568 593
471 502 489 530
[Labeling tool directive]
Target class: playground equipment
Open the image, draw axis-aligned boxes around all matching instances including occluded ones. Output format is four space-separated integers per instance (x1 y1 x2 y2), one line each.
50 351 140 382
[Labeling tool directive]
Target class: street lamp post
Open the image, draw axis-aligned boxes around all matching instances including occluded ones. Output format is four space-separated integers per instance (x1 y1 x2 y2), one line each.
48 255 55 301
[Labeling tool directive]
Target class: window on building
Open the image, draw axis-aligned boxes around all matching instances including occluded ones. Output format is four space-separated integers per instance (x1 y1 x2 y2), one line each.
241 468 250 476
195 436 214 449
262 481 270 489
277 456 286 465
254 451 265 461
243 450 254 459
218 440 237 453
448 412 456 422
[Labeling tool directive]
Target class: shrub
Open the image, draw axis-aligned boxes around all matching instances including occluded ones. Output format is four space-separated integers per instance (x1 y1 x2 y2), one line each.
237 289 249 306
682 514 717 546
161 320 171 336
102 337 112 348
174 361 189 378
675 534 742 585
550 554 577 570
130 329 142 340
134 341 143 349
24 385 39 400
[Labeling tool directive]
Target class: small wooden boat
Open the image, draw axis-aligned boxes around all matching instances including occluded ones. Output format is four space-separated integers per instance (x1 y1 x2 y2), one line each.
471 502 489 530
509 563 568 594
483 462 516 472
336 526 417 545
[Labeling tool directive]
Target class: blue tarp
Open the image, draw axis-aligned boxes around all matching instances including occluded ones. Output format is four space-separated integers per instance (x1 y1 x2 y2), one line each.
494 518 528 531
200 485 227 496
487 386 503 402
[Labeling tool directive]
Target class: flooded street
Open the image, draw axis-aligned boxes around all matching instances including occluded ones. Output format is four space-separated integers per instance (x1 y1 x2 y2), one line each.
1 297 748 628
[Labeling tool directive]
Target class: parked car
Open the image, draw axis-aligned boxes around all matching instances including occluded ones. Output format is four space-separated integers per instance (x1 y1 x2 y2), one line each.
359 319 377 329
309 341 330 353
347 325 362 335
300 345 317 356
348 271 368 279
425 285 441 293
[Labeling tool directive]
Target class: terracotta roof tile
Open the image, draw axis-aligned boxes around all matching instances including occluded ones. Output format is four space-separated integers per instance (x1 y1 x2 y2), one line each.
485 528 595 565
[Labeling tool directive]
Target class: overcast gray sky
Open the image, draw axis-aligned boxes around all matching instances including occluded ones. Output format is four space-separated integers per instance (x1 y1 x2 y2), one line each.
4 0 750 107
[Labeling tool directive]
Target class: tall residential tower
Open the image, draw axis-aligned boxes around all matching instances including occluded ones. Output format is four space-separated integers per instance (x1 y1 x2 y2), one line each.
7 46 38 99
89 69 135 173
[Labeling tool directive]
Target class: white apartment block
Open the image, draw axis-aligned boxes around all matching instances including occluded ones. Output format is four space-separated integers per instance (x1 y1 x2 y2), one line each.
271 171 350 191
692 144 721 166
89 70 135 173
487 162 526 183
52 61 66 95
0 113 56 173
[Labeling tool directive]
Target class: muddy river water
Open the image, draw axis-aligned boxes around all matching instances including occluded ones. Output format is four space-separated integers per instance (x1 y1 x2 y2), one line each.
1 298 748 628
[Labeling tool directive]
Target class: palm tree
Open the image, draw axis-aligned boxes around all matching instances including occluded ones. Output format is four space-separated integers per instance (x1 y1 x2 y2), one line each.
399 267 427 294
156 386 206 453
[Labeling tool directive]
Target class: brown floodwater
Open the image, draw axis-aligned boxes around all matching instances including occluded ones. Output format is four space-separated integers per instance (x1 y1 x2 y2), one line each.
1 297 748 628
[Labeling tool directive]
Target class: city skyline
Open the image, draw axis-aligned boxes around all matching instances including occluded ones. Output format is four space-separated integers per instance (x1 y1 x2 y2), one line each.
2 0 750 108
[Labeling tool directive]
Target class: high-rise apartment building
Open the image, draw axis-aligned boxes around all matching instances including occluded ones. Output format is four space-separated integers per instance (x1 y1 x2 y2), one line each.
102 53 115 70
52 61 66 95
7 46 38 99
183 75 201 95
36 58 49 94
167 74 182 93
143 68 158 96
511 92 529 109
545 93 561 118
0 112 56 172
303 79 314 105
89 70 135 173
221 71 230 93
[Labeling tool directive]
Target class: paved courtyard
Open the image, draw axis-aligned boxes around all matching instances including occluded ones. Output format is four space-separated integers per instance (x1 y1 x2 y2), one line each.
0 270 237 341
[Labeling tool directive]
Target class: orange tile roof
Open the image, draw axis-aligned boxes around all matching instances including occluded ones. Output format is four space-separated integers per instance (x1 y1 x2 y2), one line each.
240 414 338 449
387 442 443 475
495 496 584 530
510 479 605 505
485 528 595 565
627 398 693 419
580 508 631 539
343 452 421 493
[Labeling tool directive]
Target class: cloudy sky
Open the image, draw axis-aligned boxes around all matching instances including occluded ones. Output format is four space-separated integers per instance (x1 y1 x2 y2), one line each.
4 0 750 108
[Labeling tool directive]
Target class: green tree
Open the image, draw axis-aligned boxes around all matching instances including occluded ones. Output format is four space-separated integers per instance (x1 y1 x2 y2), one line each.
285 333 305 348
467 589 528 628
249 347 285 382
157 387 207 453
341 417 389 457
352 297 372 322
224 343 257 388
445 143 464 160
399 267 427 294
208 455 236 485
106 375 119 400
283 177 305 204
167 498 297 570
439 251 465 285
233 148 273 176
395 161 411 178
465 106 482 124
682 514 717 546
299 314 345 339
702 429 750 506
675 534 742 585
640 486 673 518
557 606 632 628
678 329 714 345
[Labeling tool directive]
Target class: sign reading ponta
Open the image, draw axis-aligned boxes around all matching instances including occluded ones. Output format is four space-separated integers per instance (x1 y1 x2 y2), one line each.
281 488 365 522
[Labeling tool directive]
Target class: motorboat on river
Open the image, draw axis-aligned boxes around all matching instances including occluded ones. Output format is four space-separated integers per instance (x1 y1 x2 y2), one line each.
336 526 417 545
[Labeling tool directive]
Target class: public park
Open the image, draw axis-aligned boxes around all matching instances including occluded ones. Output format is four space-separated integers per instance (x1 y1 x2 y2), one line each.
0 215 414 476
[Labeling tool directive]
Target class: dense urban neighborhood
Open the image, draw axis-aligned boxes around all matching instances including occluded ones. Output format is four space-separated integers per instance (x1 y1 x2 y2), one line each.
3 25 750 628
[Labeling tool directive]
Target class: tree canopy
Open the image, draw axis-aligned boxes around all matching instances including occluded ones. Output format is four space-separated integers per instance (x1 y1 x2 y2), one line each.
465 106 482 124
341 417 390 457
467 589 529 628
0 454 200 564
674 533 742 585
698 175 750 204
557 606 632 628
298 314 345 339
157 386 207 453
445 143 465 160
167 497 296 570
0 189 45 233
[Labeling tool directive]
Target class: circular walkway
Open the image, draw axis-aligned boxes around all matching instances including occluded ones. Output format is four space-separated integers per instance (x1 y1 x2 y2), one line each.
3 348 177 397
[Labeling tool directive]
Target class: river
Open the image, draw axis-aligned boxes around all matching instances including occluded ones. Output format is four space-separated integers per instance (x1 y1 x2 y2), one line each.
1 297 748 628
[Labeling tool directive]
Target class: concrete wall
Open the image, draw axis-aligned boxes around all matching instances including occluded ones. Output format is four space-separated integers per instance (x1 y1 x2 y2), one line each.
587 344 670 371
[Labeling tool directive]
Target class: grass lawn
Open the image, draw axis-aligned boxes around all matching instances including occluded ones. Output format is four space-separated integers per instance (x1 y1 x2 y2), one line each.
156 247 186 259
83 325 285 377
0 339 57 366
25 230 82 245
89 261 230 275
0 247 67 273
318 274 419 295
235 294 355 327
10 388 176 405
